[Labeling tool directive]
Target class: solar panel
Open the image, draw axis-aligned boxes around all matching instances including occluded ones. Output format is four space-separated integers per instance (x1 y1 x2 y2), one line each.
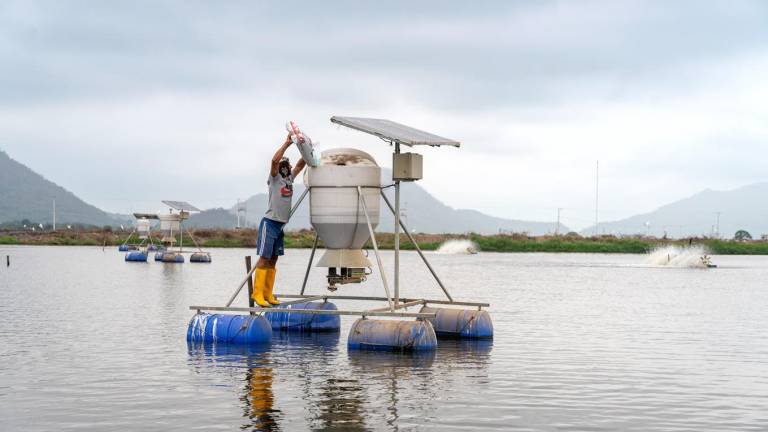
330 116 460 147
161 200 201 212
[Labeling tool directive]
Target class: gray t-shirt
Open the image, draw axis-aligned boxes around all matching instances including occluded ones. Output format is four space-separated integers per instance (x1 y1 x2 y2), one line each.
265 173 294 223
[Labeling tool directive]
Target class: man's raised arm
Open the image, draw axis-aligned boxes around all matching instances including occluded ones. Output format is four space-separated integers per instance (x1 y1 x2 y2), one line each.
292 158 306 179
270 134 293 177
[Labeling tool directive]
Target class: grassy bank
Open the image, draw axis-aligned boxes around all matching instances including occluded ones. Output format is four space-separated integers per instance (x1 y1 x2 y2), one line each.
2 228 768 254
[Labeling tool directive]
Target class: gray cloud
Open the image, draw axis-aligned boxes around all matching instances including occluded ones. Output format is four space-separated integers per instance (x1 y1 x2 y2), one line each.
2 1 767 109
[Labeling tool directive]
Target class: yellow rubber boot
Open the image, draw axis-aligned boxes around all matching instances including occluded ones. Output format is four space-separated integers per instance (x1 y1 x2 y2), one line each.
265 268 280 306
252 268 271 308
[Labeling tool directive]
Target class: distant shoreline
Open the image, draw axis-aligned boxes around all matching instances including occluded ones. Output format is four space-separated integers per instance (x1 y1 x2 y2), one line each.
1 229 767 255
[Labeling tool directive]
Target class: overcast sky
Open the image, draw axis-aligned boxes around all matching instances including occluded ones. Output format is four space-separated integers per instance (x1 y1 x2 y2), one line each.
1 1 767 230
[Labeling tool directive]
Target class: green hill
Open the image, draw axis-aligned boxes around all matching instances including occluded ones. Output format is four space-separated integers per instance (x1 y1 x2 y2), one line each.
0 149 116 226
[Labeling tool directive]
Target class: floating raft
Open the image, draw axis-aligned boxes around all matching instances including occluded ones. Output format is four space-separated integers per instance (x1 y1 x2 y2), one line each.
187 313 272 345
189 294 490 351
266 301 340 332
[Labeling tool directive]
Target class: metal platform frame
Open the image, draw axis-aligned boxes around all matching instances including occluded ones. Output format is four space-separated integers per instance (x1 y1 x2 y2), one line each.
190 185 488 319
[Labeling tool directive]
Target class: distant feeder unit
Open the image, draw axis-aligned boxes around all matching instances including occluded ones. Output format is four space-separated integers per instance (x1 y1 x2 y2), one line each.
119 213 161 256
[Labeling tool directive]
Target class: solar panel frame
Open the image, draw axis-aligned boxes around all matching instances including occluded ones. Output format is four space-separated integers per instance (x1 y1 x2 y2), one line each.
161 200 201 212
330 116 460 147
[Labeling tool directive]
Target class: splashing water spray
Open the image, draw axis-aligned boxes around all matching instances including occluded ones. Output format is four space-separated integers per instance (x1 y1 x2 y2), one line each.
646 245 716 268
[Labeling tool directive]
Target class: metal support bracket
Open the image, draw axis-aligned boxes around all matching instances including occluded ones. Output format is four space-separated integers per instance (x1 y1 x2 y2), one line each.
358 186 395 312
380 190 454 302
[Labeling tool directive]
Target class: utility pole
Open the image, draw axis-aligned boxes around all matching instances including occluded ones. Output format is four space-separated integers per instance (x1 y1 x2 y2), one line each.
52 199 56 231
236 198 241 229
715 212 721 238
594 160 599 236
555 207 563 236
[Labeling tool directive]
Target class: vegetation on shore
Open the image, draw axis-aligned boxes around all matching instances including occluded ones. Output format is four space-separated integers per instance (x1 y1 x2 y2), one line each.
2 228 768 255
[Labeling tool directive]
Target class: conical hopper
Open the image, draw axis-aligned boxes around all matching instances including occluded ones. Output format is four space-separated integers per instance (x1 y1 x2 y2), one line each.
305 148 380 270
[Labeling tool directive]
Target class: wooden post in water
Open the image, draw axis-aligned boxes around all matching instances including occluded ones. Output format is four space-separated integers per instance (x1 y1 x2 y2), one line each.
6 255 9 267
245 256 255 315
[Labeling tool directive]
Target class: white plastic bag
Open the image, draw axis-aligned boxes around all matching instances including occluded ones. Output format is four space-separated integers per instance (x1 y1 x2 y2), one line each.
286 121 320 167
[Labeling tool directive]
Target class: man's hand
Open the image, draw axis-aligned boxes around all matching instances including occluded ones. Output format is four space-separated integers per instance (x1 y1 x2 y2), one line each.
271 134 294 177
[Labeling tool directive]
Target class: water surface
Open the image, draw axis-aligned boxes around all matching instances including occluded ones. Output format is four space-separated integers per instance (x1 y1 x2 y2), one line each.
1 246 766 431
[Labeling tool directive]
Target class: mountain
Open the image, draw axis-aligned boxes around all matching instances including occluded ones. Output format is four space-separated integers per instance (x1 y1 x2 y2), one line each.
188 170 566 235
0 150 117 226
581 183 768 239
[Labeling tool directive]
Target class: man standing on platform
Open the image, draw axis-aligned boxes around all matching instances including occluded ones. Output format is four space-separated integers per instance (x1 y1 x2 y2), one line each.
252 133 306 307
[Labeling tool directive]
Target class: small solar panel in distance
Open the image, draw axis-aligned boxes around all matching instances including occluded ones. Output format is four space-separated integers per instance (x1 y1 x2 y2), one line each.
330 116 460 147
161 201 201 212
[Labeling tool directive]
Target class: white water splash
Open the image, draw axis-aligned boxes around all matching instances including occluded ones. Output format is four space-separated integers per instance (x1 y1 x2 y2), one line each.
436 239 478 255
645 245 713 268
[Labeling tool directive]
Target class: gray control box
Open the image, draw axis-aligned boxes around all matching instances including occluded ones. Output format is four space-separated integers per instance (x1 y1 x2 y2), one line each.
393 152 423 181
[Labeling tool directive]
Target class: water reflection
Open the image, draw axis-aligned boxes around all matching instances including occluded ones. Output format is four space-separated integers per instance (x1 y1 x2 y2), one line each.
242 359 279 431
272 332 369 431
436 339 494 363
270 330 340 351
187 343 281 431
348 350 437 429
186 335 493 431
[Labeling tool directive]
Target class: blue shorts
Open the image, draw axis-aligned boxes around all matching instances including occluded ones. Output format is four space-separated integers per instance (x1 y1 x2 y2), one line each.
256 217 285 258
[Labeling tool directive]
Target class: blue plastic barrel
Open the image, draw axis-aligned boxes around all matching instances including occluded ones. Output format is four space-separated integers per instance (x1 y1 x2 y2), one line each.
190 252 212 263
348 319 437 351
125 251 148 262
118 244 135 252
187 313 272 345
161 252 184 263
266 301 340 332
419 306 493 339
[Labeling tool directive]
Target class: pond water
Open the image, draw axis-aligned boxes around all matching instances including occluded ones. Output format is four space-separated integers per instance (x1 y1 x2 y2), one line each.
0 246 766 431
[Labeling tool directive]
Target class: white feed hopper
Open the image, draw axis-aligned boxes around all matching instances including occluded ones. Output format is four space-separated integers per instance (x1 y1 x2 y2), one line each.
136 218 151 239
305 148 380 271
158 213 181 244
